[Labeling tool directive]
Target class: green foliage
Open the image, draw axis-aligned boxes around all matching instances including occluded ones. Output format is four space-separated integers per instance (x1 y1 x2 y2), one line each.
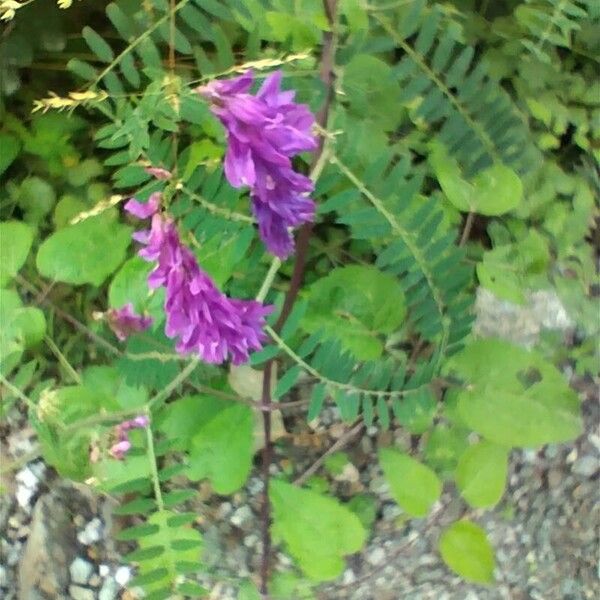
160 395 254 494
0 221 33 286
36 213 131 286
0 289 46 376
270 479 367 581
455 442 509 508
302 265 406 360
1 0 596 594
446 339 582 447
430 143 523 216
379 448 442 517
439 520 495 583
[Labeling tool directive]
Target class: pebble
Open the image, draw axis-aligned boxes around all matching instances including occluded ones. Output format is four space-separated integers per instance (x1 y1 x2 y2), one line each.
0 565 8 587
246 477 264 496
342 568 356 585
98 564 110 577
572 456 599 478
368 476 389 496
98 577 119 600
230 505 253 529
114 566 131 587
77 517 103 545
217 502 233 519
243 534 259 548
69 557 93 585
88 574 101 587
69 585 95 600
366 547 386 566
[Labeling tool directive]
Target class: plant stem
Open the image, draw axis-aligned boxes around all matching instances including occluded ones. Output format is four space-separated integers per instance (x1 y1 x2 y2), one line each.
256 258 282 303
258 2 339 596
459 211 475 246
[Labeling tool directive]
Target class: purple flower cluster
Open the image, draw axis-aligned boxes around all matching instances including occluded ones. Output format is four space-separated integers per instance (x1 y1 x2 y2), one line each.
197 70 317 259
106 303 153 341
125 196 272 365
109 415 149 460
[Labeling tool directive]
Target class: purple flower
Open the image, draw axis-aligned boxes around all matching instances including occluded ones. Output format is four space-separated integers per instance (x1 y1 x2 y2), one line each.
106 303 153 341
124 192 161 219
125 197 272 365
109 415 150 460
109 439 131 460
196 70 318 258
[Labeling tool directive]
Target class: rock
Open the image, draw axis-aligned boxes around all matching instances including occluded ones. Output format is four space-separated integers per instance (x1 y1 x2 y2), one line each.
114 566 131 587
246 477 264 496
98 578 119 600
334 463 361 484
0 564 9 587
69 585 95 600
368 476 389 496
572 456 599 478
230 505 253 529
69 557 93 585
98 565 109 578
88 575 101 587
342 568 356 585
366 547 386 566
217 502 233 519
18 485 80 600
77 517 103 545
15 463 45 511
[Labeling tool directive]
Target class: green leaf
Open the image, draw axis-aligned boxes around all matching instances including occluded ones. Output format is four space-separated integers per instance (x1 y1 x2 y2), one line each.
307 383 327 421
0 289 45 375
439 521 495 583
270 480 366 581
0 132 21 175
0 221 33 286
392 388 437 434
430 143 522 215
424 424 469 475
472 163 523 216
108 256 164 323
82 26 114 62
455 442 508 508
14 176 56 224
378 448 441 517
343 54 403 131
187 401 254 494
36 214 131 286
302 266 406 361
446 339 582 447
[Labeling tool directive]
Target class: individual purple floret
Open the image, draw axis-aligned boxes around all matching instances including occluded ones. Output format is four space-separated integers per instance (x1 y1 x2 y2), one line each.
109 439 131 460
106 303 153 341
196 70 318 259
124 192 161 219
109 415 150 460
125 196 272 365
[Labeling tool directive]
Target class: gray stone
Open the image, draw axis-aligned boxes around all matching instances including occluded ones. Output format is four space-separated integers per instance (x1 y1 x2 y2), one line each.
366 547 386 566
69 585 95 600
77 517 103 545
572 456 599 478
0 564 9 587
114 566 131 587
342 569 356 585
69 558 93 585
18 485 80 600
98 578 119 600
230 505 253 529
